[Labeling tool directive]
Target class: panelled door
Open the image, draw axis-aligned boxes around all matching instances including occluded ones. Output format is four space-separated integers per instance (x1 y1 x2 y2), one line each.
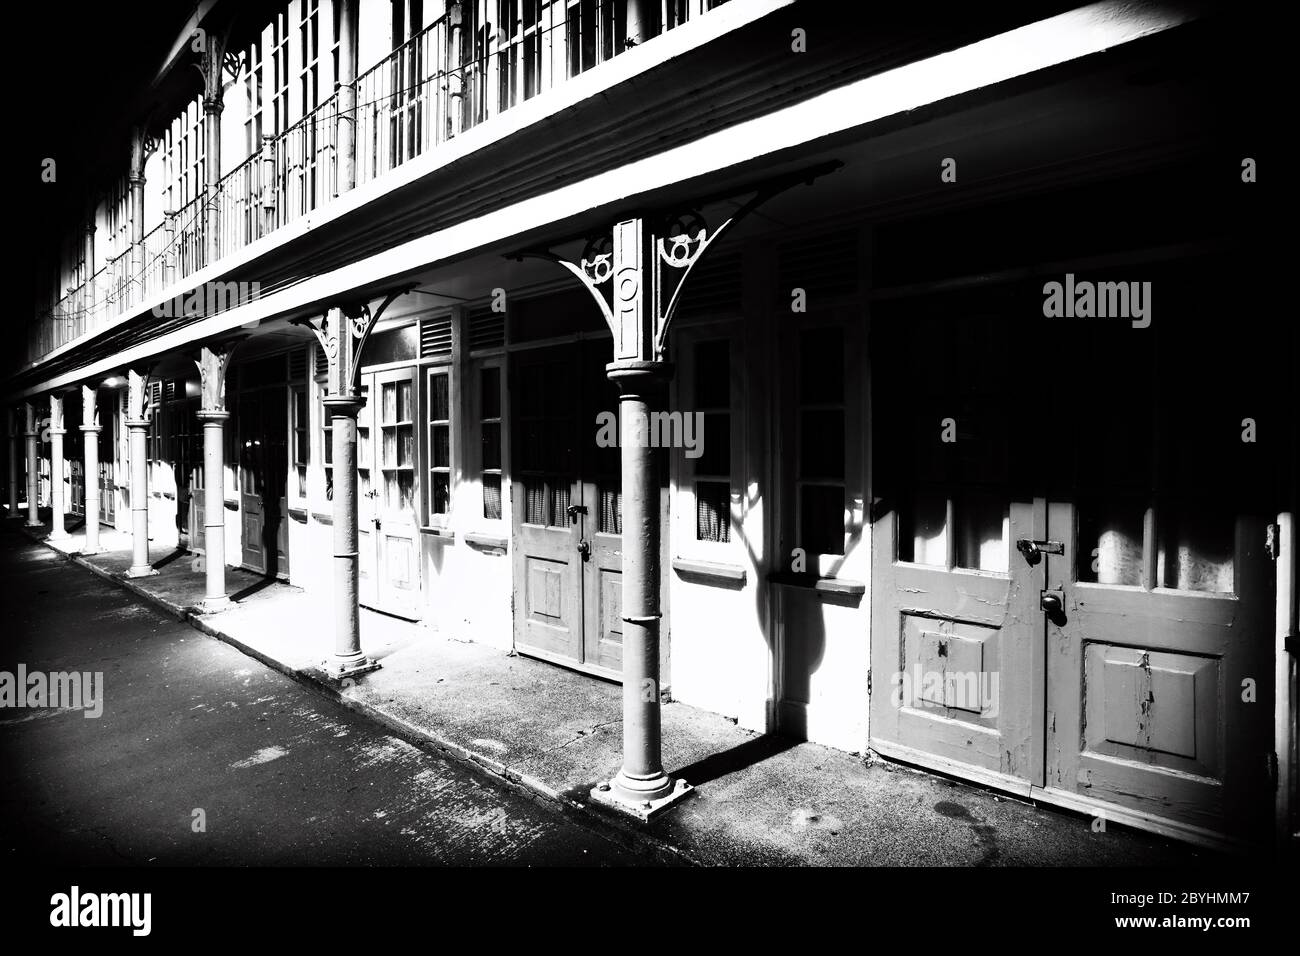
356 379 378 608
98 416 115 524
871 304 1044 792
358 368 421 618
1037 276 1275 843
871 275 1276 842
511 341 623 679
237 387 289 576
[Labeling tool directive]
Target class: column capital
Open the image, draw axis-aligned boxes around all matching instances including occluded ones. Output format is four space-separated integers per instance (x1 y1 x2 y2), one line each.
322 395 365 417
79 424 102 434
196 409 231 424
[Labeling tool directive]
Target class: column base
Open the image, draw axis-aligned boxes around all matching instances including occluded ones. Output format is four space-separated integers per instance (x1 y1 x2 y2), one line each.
323 654 382 682
25 519 43 528
590 775 694 822
198 595 231 614
125 565 160 579
79 544 105 555
49 530 71 543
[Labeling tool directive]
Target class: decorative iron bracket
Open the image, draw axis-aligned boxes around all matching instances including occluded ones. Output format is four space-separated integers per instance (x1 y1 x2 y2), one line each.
509 161 841 363
193 337 245 414
293 288 412 398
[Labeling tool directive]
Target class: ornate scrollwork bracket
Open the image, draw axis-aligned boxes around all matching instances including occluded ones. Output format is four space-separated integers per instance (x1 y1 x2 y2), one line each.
193 338 245 414
293 288 412 400
509 161 841 364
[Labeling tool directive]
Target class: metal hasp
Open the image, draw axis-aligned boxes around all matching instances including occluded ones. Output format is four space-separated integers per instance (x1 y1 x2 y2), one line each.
295 289 410 681
517 162 841 821
1016 538 1064 565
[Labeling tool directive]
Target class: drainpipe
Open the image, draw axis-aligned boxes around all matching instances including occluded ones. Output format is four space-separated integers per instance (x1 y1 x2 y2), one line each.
200 31 227 267
336 0 359 194
125 369 157 578
48 393 69 542
129 127 147 308
80 385 103 554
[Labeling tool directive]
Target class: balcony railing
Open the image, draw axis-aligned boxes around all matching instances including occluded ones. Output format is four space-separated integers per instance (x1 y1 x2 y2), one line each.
27 0 729 368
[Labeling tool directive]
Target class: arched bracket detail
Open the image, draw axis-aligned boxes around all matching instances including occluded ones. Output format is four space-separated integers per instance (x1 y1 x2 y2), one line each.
507 161 841 363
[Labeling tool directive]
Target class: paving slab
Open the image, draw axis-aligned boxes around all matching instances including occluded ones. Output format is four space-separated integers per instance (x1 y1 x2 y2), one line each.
11 511 1221 867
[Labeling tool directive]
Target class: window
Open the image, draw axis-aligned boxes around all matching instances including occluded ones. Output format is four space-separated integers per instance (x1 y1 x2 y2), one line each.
380 376 415 513
428 368 451 519
291 385 308 499
566 0 623 77
271 11 291 135
796 326 846 556
693 338 731 543
319 389 333 498
245 40 263 157
163 96 206 212
480 365 503 519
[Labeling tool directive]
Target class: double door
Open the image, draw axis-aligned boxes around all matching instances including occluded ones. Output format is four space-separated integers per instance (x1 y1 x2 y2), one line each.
512 341 624 679
357 367 421 618
869 280 1275 843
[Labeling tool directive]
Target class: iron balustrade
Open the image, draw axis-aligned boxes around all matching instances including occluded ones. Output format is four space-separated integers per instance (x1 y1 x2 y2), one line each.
27 0 729 366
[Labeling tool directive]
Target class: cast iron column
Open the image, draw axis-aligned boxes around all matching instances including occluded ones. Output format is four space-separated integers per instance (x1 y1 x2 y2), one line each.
197 410 230 609
7 408 19 519
24 402 41 528
606 361 676 807
194 343 237 612
298 300 403 680
80 385 103 554
48 393 69 542
324 395 372 676
125 370 156 577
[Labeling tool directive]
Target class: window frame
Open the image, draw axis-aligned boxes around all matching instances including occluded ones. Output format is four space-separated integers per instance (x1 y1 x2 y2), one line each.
425 363 454 527
671 322 744 565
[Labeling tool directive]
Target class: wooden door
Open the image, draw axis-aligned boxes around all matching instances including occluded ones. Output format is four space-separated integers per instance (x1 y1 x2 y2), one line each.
870 304 1044 791
372 368 421 617
239 391 267 572
581 342 623 677
1040 290 1275 842
512 346 584 666
356 379 378 608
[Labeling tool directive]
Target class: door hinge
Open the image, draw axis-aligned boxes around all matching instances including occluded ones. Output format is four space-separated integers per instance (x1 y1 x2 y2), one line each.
1268 750 1279 790
866 667 872 697
1266 523 1280 560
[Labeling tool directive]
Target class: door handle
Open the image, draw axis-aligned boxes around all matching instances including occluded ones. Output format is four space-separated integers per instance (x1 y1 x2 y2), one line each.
577 539 591 561
1040 588 1066 624
374 517 382 530
1016 538 1063 566
566 503 588 524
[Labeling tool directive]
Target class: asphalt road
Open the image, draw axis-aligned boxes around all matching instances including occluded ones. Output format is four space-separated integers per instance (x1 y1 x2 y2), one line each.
0 531 637 866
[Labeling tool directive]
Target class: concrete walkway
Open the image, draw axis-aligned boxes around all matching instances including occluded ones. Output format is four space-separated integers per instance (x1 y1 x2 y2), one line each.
10 508 1218 867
